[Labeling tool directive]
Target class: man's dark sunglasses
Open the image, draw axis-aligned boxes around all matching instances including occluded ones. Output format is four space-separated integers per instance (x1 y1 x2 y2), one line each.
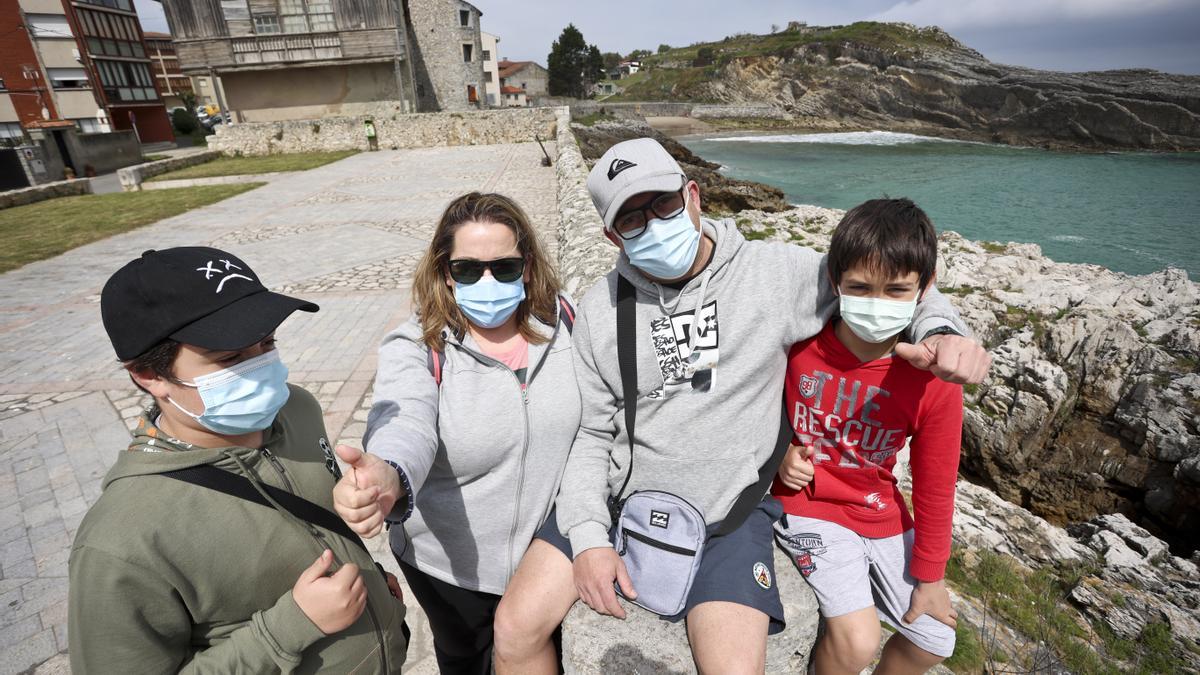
614 189 686 240
448 257 525 284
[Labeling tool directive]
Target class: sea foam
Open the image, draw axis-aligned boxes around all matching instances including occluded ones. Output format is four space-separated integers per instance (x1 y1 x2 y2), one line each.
705 130 953 146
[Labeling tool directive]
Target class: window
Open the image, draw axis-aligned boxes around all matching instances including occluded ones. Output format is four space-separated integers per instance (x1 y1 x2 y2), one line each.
77 0 132 10
459 10 469 26
47 68 89 89
482 50 490 61
462 44 472 62
282 15 308 32
0 122 24 139
254 14 281 34
76 118 103 134
467 85 477 102
308 0 335 30
26 14 72 39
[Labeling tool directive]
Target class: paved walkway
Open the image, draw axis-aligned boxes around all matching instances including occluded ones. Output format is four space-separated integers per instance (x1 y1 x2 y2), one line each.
0 142 558 673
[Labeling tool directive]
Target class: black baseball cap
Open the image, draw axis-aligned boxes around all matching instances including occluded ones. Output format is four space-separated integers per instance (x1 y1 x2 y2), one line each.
101 247 319 361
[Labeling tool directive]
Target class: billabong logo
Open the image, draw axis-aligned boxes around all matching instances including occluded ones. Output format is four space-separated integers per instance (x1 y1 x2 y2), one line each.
650 510 670 528
799 374 819 399
753 561 771 589
607 158 637 180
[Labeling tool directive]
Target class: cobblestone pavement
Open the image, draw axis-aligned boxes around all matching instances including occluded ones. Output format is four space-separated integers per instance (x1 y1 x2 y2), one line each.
0 142 557 674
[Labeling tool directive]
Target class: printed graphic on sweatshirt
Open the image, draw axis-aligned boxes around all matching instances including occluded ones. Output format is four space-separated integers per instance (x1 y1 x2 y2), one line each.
648 300 719 399
790 369 906 496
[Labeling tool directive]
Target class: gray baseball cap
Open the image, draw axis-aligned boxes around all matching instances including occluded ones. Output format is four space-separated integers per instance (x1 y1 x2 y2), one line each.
587 138 687 231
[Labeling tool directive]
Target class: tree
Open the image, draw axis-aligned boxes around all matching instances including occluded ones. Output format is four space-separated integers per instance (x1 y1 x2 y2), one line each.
601 51 622 72
657 44 672 54
694 47 715 67
547 24 600 99
771 23 780 33
626 49 651 62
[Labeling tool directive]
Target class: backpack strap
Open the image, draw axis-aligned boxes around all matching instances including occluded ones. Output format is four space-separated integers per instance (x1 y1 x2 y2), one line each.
609 275 638 521
161 464 371 555
427 346 443 386
557 295 576 333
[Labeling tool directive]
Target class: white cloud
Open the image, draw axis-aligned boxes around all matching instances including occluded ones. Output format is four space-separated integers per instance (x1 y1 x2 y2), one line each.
873 0 1189 30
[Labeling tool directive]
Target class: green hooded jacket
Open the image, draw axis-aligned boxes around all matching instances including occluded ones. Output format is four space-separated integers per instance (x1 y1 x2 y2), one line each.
68 385 408 673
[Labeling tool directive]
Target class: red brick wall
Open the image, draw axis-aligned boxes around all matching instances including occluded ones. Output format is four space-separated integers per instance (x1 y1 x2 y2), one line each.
0 3 59 125
109 104 174 143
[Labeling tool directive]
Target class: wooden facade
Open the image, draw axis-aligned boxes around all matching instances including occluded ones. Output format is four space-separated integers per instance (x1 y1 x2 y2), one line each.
158 0 409 73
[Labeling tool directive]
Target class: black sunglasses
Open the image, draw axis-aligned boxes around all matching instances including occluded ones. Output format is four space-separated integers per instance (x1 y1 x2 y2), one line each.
448 257 525 284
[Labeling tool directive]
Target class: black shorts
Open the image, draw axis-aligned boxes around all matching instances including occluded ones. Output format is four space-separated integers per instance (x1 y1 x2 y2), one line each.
535 498 786 634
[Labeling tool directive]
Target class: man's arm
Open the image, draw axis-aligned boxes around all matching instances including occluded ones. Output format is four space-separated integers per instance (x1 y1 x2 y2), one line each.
907 381 963 582
69 545 325 674
555 305 619 556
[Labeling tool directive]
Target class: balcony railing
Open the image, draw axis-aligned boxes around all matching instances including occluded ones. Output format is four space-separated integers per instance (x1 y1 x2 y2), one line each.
231 33 342 64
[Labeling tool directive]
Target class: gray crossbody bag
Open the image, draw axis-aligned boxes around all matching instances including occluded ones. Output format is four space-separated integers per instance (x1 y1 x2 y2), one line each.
607 276 792 617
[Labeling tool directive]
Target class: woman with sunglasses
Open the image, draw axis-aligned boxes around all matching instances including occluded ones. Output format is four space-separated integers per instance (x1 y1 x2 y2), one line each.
346 192 581 674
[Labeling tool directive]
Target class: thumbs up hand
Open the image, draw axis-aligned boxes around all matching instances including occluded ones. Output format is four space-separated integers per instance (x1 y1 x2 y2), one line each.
779 443 817 490
332 444 404 538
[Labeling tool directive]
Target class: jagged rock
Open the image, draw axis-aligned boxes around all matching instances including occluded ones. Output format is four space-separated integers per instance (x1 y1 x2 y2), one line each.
569 118 790 214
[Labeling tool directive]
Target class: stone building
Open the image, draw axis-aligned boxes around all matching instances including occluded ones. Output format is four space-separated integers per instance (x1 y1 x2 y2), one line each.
497 59 548 106
481 30 499 106
152 0 485 121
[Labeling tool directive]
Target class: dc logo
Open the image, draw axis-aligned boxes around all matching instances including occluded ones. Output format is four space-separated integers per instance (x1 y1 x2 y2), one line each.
799 374 819 399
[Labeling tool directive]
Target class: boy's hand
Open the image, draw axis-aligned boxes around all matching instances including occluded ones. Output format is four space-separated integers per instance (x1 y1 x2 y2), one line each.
903 579 957 628
332 444 404 538
574 547 637 619
895 334 991 384
778 443 816 490
293 550 367 634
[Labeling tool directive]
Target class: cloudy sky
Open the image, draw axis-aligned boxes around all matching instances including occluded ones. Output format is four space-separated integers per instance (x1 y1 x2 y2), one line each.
134 0 1200 75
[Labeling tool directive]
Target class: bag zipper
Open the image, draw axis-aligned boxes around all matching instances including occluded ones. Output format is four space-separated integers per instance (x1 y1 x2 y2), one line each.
622 527 697 556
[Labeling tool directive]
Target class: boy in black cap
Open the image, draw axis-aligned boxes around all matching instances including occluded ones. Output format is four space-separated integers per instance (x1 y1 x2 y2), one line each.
68 247 408 673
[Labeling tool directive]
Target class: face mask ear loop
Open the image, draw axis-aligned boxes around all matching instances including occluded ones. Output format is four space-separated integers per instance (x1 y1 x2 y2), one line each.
164 393 203 421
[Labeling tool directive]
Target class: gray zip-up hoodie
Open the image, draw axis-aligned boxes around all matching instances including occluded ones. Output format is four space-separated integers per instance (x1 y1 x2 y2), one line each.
556 218 968 557
364 302 581 594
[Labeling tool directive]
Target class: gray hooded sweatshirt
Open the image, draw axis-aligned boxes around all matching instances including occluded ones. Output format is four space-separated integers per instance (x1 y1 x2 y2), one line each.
556 218 968 557
364 302 581 594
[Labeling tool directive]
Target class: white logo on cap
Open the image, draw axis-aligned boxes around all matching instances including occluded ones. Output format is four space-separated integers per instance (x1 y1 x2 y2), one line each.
196 259 254 293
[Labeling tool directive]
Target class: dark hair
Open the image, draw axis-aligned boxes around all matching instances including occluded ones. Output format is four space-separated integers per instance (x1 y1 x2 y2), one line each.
123 339 182 393
828 198 938 290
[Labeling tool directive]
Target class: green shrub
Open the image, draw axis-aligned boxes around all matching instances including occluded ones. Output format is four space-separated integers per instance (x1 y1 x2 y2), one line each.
171 108 198 135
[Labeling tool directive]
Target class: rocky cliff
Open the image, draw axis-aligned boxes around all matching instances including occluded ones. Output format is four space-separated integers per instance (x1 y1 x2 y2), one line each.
618 22 1200 152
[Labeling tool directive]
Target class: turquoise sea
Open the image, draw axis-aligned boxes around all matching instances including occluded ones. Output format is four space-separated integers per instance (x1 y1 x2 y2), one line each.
682 131 1200 278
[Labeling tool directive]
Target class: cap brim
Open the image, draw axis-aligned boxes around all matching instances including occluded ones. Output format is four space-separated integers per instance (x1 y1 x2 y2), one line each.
602 173 686 230
170 291 318 351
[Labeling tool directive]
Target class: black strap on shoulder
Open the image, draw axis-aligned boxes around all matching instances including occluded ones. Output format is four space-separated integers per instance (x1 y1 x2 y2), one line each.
712 398 793 537
161 464 370 555
610 276 639 520
557 295 576 333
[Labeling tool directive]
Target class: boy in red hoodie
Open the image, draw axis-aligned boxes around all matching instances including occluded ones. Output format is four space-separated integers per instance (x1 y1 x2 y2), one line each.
773 198 962 674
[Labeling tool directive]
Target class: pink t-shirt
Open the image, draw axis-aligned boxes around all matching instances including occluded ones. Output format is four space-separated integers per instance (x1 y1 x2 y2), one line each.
482 336 530 386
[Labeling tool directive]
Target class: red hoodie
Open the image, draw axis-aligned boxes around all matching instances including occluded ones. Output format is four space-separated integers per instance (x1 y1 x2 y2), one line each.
772 322 963 581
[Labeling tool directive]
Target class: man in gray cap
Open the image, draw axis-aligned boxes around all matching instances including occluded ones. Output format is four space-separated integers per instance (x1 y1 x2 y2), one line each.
492 138 989 673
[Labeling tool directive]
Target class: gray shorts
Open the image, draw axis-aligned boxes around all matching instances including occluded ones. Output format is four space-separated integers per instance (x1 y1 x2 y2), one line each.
536 500 786 634
774 514 956 658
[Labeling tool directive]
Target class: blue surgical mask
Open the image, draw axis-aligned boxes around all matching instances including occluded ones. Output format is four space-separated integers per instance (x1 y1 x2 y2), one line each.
839 295 917 343
167 349 291 435
455 276 526 329
623 197 700 280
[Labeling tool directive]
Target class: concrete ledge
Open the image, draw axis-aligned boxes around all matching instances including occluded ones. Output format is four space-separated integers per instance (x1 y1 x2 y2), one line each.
141 172 296 190
118 150 222 192
0 178 92 210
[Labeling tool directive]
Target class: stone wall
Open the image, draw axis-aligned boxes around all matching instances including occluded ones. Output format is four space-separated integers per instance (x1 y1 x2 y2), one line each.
0 178 91 210
568 101 787 120
118 150 222 192
207 107 557 156
552 107 613 298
